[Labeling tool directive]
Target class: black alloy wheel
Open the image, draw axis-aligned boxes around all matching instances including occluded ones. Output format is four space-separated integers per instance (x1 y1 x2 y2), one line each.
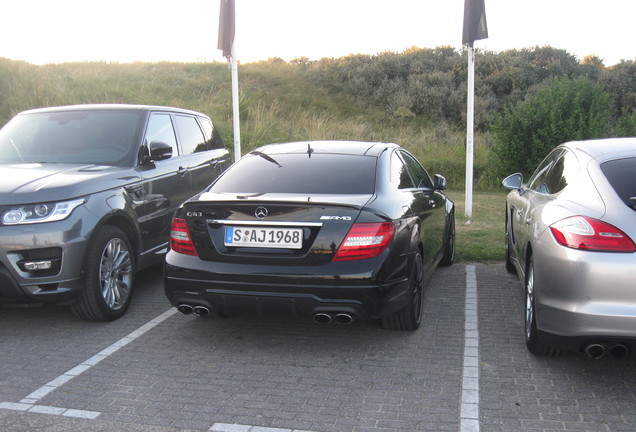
381 251 424 331
440 212 455 266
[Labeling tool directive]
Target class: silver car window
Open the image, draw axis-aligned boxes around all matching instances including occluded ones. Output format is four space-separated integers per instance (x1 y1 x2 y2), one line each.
528 149 564 193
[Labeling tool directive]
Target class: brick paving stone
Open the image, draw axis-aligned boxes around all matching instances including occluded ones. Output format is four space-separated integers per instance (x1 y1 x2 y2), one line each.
477 263 636 432
3 264 636 431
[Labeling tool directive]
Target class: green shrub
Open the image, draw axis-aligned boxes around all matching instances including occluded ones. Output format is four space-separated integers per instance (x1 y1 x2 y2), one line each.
615 107 636 136
492 76 611 177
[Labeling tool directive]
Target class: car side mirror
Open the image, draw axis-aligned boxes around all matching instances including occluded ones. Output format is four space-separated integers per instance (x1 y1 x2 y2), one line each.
148 141 173 162
433 174 447 190
502 173 523 190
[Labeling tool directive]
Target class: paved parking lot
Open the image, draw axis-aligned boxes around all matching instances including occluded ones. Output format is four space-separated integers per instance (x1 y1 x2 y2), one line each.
1 263 635 432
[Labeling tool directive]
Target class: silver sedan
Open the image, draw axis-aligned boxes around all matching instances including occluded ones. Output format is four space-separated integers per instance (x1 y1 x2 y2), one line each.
503 137 636 359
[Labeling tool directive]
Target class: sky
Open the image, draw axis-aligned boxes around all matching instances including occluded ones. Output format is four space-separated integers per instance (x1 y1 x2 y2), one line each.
1 0 634 67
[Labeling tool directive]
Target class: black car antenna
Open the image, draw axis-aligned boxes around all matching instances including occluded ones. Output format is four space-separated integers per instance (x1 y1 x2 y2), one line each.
307 143 313 158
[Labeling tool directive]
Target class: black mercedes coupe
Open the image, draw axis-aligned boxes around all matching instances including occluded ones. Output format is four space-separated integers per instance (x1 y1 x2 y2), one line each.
164 141 455 330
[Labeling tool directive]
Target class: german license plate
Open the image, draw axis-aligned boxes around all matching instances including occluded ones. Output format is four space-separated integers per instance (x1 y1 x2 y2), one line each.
224 226 303 249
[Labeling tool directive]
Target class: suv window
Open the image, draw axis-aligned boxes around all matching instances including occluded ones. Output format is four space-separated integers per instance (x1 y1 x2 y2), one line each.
145 113 178 156
199 118 225 150
174 115 206 155
212 153 376 194
601 157 636 208
0 111 142 166
400 151 433 189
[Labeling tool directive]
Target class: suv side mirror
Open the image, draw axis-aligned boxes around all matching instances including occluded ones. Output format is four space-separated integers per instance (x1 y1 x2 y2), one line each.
145 141 173 163
433 174 447 190
502 173 523 190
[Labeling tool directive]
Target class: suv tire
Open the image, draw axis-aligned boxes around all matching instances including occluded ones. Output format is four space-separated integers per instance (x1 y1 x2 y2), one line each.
71 226 135 321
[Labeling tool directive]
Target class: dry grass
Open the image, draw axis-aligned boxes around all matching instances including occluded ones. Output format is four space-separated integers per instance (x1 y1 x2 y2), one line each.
446 189 507 262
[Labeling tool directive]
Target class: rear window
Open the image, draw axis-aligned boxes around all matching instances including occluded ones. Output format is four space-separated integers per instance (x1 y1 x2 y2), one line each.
601 157 636 208
211 153 376 194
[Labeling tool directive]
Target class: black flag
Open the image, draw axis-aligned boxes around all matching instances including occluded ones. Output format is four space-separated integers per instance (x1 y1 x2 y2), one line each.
218 0 235 59
462 0 488 47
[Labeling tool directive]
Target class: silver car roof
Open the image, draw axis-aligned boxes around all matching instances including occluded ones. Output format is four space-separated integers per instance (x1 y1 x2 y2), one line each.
564 137 636 162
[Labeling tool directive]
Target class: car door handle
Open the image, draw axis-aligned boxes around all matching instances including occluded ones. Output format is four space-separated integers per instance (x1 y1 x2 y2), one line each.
177 166 188 176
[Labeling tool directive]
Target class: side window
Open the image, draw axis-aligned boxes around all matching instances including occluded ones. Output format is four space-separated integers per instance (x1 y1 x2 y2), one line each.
174 115 207 155
544 149 578 194
144 113 178 156
528 149 563 193
199 118 225 150
391 152 414 189
401 151 433 189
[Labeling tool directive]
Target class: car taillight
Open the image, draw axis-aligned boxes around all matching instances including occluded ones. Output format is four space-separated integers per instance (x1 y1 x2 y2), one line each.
333 222 395 261
170 218 198 256
549 216 636 253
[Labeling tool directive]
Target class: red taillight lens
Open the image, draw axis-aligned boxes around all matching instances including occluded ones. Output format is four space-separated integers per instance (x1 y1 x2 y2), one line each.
170 218 198 256
549 216 636 253
333 222 395 261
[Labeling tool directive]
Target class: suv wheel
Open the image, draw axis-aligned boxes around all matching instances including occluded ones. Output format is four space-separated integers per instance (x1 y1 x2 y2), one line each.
71 226 135 321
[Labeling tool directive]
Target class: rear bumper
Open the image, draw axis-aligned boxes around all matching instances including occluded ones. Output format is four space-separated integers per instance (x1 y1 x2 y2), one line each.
533 237 636 354
163 252 412 320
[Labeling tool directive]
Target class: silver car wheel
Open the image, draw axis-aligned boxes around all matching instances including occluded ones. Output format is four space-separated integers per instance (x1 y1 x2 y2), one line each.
525 261 535 342
100 238 133 310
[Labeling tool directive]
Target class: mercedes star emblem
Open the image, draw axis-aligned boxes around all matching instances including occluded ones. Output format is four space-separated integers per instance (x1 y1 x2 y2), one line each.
255 206 268 219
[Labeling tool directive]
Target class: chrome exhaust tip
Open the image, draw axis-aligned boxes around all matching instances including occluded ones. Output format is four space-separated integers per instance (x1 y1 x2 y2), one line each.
584 343 606 359
333 313 354 325
313 313 332 324
192 306 211 318
177 304 193 315
609 343 629 360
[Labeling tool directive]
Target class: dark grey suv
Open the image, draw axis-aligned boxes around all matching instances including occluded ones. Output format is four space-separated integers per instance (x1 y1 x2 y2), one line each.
0 104 231 321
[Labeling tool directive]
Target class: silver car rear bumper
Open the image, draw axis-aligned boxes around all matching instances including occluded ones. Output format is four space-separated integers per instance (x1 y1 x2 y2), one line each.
533 237 636 350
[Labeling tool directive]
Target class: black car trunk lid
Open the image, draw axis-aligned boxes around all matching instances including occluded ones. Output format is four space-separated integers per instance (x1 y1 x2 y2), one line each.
180 193 373 265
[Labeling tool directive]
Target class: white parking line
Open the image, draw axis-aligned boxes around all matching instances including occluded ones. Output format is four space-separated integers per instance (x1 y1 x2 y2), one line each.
0 308 177 419
2 268 483 430
460 264 480 432
210 423 315 432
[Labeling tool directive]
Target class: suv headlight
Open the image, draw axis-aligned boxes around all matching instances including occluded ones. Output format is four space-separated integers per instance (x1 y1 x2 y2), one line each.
2 198 85 225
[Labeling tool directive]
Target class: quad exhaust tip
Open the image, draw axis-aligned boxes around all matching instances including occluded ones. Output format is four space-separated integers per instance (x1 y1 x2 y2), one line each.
313 312 355 325
177 304 193 315
177 304 214 318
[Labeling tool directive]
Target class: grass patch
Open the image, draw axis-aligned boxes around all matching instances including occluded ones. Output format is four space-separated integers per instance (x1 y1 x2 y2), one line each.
0 58 510 262
446 189 507 263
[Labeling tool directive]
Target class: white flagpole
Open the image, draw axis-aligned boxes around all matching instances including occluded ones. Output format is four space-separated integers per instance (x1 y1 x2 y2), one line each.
230 45 241 161
465 45 475 220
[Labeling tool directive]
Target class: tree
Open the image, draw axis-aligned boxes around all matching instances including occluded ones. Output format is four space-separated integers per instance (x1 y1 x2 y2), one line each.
492 76 611 177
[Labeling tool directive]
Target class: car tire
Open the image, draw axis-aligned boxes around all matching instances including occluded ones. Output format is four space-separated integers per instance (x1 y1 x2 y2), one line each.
440 212 455 266
71 226 135 321
381 251 424 331
524 256 562 356
505 212 516 273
